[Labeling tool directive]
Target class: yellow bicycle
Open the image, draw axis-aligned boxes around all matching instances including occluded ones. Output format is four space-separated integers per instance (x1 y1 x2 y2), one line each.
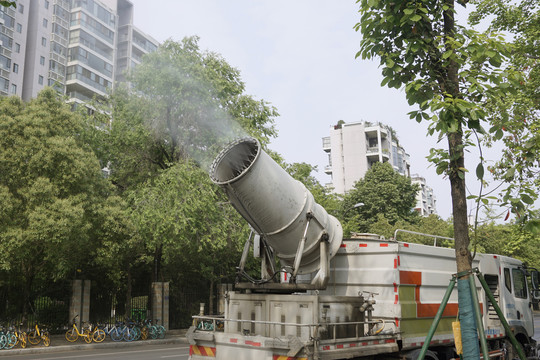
27 323 50 347
65 315 105 343
14 324 27 348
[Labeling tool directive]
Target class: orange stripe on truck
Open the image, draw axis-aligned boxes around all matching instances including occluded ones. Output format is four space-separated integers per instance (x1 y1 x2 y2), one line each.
273 356 308 360
399 270 482 317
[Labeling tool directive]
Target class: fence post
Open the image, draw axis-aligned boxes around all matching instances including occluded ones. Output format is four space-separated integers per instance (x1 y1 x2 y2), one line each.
217 284 228 315
69 279 91 328
152 282 169 330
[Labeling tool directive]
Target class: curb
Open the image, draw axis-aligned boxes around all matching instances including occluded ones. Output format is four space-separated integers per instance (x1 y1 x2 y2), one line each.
0 335 188 357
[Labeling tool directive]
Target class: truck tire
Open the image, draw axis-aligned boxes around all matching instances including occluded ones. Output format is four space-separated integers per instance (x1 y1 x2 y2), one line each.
406 349 439 360
505 339 524 360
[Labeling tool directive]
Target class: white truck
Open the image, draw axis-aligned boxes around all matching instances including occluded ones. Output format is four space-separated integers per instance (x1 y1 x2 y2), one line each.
187 138 539 360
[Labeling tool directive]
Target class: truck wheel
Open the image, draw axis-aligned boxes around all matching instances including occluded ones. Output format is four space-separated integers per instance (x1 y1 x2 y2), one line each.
406 349 439 360
505 339 524 360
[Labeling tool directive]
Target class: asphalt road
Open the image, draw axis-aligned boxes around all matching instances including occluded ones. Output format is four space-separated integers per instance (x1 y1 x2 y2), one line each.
4 343 190 360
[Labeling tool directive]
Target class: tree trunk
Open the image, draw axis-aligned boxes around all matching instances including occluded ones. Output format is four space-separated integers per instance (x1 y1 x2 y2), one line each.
153 245 163 283
448 130 480 359
125 265 132 319
447 131 472 272
443 1 480 358
22 263 34 323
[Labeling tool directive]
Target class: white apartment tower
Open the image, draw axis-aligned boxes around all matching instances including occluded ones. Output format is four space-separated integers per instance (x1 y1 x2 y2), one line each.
115 0 157 84
0 0 158 102
322 121 411 194
411 174 437 216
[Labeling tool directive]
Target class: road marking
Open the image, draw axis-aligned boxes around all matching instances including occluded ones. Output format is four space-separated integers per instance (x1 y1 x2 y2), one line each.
37 346 190 359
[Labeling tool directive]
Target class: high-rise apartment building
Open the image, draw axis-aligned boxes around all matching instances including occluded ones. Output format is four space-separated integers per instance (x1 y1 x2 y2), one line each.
0 0 158 103
115 0 157 84
411 174 437 216
322 121 411 194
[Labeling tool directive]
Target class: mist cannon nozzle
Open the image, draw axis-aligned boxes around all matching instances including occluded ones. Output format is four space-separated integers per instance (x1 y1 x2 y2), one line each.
210 137 343 281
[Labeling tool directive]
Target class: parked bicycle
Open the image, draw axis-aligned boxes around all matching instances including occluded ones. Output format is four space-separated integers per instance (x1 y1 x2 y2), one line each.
0 325 17 349
147 319 166 339
27 323 50 347
109 320 138 342
65 315 105 343
13 324 27 349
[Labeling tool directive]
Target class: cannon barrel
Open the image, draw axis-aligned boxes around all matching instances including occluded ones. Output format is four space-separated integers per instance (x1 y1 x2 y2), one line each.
210 137 343 276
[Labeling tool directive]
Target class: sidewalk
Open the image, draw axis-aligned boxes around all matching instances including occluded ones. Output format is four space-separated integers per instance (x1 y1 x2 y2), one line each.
0 329 188 357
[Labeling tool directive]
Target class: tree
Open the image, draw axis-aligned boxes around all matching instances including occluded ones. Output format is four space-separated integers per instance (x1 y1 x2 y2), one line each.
469 0 540 232
98 37 280 285
355 0 521 356
116 36 278 174
0 90 110 314
92 194 143 318
127 160 248 312
341 162 419 235
473 222 540 270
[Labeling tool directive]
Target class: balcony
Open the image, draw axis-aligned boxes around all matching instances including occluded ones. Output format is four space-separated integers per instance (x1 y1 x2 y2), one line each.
324 165 332 175
322 137 331 152
366 146 379 155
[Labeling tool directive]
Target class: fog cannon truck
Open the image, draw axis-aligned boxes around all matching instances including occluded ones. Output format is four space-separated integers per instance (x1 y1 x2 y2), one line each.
187 137 540 360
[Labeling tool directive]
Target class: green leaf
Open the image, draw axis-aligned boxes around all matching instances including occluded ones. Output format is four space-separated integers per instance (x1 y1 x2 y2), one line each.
410 14 422 22
408 110 418 119
505 167 515 180
521 194 534 205
436 162 448 175
476 163 484 180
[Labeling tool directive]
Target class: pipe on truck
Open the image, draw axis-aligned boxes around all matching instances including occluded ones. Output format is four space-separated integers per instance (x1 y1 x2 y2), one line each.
210 137 343 277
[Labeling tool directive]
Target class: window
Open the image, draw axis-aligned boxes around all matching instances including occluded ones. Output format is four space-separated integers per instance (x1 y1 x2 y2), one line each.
45 0 49 9
18 4 24 13
42 37 47 46
504 268 511 292
13 63 18 73
16 23 22 33
11 84 16 94
43 18 48 28
38 75 44 85
0 55 10 70
512 268 527 299
40 56 45 65
15 43 20 53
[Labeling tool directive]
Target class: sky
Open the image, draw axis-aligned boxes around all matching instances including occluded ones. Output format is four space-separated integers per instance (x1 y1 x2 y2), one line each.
128 0 502 221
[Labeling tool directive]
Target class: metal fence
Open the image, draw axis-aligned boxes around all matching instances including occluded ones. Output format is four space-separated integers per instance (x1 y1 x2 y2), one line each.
169 285 210 329
0 280 71 334
0 278 216 331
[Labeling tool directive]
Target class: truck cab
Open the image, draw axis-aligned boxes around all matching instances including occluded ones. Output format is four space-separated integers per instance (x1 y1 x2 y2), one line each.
499 257 534 340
